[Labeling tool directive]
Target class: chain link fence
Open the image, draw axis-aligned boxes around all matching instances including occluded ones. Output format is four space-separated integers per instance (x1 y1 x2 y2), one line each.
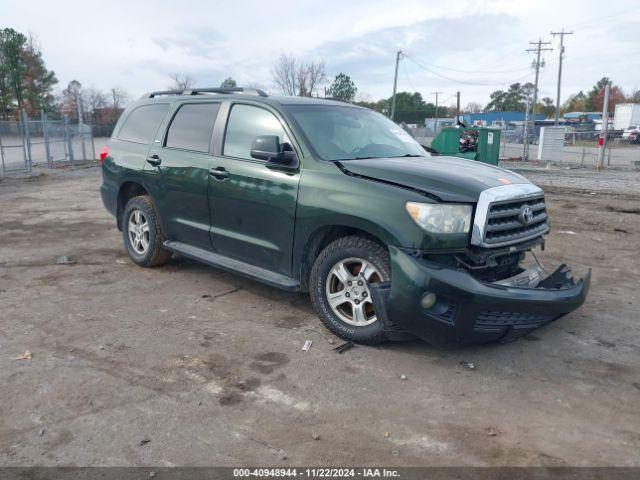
411 124 639 169
0 109 97 175
498 129 639 168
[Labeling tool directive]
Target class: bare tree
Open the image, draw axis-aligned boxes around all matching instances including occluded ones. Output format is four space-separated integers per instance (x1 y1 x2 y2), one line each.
110 87 130 124
463 102 483 114
84 87 107 123
272 54 326 97
272 54 297 96
299 60 326 97
168 73 195 92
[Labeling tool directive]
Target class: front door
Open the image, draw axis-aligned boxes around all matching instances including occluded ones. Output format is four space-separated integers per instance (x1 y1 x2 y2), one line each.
144 102 221 249
208 102 301 276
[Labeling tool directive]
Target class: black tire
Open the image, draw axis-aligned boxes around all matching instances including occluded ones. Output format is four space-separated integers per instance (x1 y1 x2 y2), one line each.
121 195 172 267
310 235 391 344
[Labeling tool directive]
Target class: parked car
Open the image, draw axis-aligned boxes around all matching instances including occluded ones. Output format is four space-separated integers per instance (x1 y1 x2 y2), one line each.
622 125 640 141
100 87 590 346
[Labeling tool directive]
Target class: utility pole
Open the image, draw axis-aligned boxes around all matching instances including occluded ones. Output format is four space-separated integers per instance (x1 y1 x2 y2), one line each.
527 39 553 120
455 91 461 124
431 91 443 135
551 29 573 125
597 82 611 170
523 95 531 161
390 50 402 121
524 39 552 160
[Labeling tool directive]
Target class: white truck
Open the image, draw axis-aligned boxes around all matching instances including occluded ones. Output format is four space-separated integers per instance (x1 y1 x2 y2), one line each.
614 103 640 131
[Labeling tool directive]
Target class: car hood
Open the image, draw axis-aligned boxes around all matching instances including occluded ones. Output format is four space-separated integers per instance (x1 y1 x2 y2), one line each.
337 156 532 203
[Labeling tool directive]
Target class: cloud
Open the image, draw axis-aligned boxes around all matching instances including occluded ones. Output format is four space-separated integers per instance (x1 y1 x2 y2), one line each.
1 0 636 104
152 26 226 58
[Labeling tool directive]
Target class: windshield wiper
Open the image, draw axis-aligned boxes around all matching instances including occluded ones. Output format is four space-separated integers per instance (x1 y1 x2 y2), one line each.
333 156 378 161
333 154 425 161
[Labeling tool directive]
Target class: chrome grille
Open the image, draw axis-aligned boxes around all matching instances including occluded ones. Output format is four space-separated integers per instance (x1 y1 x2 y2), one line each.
483 195 549 246
471 184 550 248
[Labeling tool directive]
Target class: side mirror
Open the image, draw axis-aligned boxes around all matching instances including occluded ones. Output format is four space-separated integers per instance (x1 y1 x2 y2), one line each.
251 135 283 162
250 135 297 165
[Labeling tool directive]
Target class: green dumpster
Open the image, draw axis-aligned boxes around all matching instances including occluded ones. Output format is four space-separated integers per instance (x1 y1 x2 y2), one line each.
430 127 500 165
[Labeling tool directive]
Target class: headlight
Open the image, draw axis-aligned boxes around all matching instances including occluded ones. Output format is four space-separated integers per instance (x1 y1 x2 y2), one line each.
405 202 472 234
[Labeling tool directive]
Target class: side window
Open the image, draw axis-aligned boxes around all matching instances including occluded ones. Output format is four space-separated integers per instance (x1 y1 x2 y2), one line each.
165 103 220 153
223 104 289 160
118 104 168 144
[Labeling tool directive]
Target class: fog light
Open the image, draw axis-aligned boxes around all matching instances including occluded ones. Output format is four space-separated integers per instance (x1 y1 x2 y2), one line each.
420 292 437 309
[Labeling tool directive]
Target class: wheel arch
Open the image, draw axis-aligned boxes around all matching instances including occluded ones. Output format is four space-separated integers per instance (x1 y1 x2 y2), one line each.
116 181 148 231
298 224 391 292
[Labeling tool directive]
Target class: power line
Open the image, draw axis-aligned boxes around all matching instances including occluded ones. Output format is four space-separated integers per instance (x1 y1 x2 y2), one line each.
568 9 637 29
401 61 416 91
404 54 534 87
404 57 531 75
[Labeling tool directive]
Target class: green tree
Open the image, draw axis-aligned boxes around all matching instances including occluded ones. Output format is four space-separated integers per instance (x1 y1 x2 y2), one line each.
537 97 555 118
220 77 237 88
582 77 626 111
0 28 27 115
585 77 611 111
485 82 535 112
326 73 357 102
22 34 58 115
0 29 57 118
562 91 587 113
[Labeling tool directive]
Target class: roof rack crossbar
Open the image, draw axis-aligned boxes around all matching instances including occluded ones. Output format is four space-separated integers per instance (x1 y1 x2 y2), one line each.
144 90 181 98
187 87 268 97
143 87 268 99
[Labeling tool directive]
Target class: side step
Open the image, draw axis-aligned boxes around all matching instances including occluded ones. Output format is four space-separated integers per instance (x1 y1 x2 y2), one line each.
163 241 300 292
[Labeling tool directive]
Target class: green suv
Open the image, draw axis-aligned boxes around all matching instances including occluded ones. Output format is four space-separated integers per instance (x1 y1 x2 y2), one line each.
100 87 590 345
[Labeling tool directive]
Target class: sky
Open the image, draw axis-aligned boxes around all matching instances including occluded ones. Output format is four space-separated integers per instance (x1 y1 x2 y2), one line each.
1 0 639 108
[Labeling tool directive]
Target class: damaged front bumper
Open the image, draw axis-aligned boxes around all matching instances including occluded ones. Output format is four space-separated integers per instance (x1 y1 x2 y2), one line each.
370 246 591 345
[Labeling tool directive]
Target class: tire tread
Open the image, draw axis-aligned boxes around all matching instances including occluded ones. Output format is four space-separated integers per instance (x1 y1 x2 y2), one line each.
310 235 390 345
122 195 172 267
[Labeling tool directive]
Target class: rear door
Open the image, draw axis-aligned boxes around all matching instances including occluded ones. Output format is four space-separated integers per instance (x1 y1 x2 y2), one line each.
144 101 221 249
208 101 301 276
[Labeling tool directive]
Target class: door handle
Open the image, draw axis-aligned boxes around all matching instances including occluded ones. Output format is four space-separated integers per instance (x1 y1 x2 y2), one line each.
147 154 162 167
209 166 230 179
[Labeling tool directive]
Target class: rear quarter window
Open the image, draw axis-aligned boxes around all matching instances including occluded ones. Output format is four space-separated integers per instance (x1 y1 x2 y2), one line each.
117 103 169 144
165 103 220 153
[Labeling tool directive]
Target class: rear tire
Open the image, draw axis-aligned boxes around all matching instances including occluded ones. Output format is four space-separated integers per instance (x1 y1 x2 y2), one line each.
121 195 172 267
310 235 391 344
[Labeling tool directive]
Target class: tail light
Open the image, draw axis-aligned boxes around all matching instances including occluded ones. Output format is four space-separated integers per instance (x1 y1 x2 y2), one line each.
99 146 109 165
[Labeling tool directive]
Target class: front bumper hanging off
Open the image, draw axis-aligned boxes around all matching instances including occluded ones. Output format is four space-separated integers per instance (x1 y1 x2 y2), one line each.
369 246 591 346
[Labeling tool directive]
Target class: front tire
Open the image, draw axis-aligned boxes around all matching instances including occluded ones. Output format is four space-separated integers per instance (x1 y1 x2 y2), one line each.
310 235 391 344
121 195 172 267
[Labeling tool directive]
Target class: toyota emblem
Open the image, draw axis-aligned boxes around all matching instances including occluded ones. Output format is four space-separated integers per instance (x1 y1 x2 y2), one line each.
519 206 534 225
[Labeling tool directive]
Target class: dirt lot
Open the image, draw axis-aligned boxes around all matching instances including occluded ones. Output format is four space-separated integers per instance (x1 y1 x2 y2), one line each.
1 163 639 467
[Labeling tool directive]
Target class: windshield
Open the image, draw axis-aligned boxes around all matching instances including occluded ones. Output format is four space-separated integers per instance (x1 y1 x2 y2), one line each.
286 104 427 161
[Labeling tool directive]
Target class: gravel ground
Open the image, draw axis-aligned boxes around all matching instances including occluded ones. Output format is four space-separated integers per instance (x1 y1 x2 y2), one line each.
500 160 640 195
0 164 639 467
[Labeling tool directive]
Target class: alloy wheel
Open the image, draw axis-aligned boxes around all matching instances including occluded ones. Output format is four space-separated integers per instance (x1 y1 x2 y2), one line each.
325 257 383 326
128 209 150 255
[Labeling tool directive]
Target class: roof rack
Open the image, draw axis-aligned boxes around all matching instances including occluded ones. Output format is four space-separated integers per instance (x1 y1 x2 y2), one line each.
144 87 268 99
